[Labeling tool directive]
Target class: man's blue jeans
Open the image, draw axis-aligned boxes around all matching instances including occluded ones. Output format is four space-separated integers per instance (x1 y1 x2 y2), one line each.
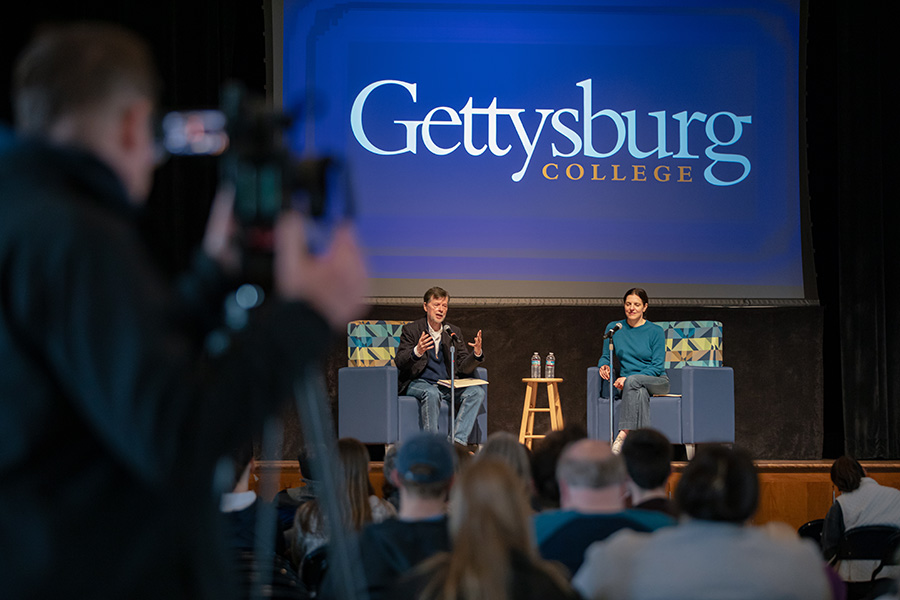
406 379 485 445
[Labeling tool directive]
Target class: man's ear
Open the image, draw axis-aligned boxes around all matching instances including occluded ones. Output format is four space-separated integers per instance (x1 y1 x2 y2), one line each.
557 479 569 506
118 97 152 152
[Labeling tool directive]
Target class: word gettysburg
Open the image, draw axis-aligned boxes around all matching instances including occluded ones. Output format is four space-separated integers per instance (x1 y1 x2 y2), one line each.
350 79 752 186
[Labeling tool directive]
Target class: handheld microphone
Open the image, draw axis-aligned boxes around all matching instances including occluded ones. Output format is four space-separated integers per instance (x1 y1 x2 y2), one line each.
604 323 623 339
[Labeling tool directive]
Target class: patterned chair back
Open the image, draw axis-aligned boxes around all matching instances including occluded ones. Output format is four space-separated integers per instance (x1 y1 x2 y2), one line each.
653 320 724 369
346 319 722 369
347 320 410 367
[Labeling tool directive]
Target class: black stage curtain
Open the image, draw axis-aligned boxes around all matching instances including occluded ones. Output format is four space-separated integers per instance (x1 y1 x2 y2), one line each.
807 2 900 459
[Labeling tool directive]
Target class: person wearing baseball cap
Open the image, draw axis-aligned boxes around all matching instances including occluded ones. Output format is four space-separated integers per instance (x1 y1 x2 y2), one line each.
350 433 457 600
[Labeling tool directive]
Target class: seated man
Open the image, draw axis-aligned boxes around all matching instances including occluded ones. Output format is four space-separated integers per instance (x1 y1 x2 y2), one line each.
533 438 674 576
395 286 485 448
353 433 456 600
621 428 679 519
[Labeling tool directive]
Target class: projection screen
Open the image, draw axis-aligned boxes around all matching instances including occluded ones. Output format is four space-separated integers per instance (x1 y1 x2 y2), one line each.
266 0 813 304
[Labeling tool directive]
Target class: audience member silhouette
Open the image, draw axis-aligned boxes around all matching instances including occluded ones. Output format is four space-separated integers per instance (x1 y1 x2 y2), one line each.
822 455 900 583
381 444 401 512
533 438 674 576
273 450 320 529
621 428 679 518
289 438 395 570
219 444 304 599
573 444 832 600
390 458 578 600
530 424 588 510
348 433 456 600
476 431 536 507
220 444 288 556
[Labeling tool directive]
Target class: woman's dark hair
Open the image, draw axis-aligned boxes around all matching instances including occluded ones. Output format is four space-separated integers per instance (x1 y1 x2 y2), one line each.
675 444 758 523
530 424 587 509
623 288 649 305
830 456 866 493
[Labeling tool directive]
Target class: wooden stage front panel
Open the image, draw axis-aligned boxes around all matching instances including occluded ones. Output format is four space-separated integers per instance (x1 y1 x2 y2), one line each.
253 460 900 532
665 461 900 530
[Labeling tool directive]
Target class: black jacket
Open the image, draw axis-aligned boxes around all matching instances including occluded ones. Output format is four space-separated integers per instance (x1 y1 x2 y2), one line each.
357 516 452 600
394 317 483 394
0 133 331 599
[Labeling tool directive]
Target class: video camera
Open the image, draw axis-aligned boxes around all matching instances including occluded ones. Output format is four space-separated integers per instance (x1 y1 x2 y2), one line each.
159 81 351 285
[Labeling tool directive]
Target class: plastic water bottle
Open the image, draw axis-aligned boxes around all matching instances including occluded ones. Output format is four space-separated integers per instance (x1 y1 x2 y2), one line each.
545 352 556 378
531 352 541 378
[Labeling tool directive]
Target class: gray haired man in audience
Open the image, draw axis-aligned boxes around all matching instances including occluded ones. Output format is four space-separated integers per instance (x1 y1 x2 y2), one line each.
572 444 833 600
532 438 675 576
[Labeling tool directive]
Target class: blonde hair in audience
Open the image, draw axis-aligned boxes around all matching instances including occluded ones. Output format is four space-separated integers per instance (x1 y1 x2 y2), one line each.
417 458 567 600
477 431 532 493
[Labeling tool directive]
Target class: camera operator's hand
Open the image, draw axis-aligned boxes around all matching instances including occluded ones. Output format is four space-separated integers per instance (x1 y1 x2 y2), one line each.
274 209 368 330
201 184 242 277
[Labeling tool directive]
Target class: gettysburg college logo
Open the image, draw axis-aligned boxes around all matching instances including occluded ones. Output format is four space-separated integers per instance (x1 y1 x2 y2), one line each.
350 78 752 187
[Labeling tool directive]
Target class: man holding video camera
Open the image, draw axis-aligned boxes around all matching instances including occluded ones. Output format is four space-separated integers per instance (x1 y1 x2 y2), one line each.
0 22 366 599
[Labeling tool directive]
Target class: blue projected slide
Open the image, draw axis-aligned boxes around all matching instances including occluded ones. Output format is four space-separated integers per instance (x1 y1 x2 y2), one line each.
277 0 805 300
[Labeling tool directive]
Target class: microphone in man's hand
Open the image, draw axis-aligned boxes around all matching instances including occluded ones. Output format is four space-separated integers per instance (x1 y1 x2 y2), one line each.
604 323 623 339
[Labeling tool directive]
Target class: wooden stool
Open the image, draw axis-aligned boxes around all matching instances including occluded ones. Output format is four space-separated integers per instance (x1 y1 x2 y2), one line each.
519 378 565 449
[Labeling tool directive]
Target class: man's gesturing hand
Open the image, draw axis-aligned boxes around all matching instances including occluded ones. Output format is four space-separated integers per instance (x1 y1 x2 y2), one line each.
469 329 483 357
416 331 435 356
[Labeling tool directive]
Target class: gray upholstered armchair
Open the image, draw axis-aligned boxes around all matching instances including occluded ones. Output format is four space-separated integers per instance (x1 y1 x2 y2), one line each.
338 320 488 445
586 320 734 457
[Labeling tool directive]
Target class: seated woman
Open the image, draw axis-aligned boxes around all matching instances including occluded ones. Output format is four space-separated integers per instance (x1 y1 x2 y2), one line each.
288 437 395 569
597 288 669 453
822 455 900 583
390 458 578 600
572 444 833 600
